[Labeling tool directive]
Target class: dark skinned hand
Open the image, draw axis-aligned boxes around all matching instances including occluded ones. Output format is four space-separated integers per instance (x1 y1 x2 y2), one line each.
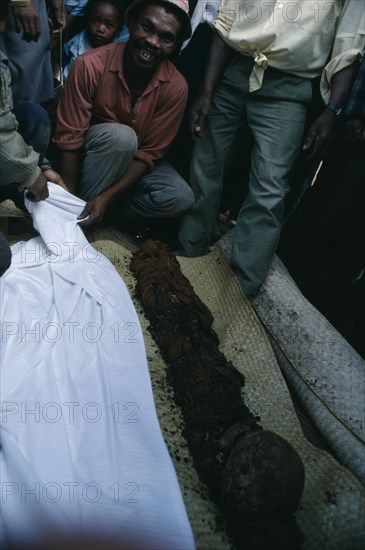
302 109 337 163
27 171 49 201
12 1 40 41
77 194 111 226
48 0 65 29
189 91 213 140
26 168 68 202
42 168 68 191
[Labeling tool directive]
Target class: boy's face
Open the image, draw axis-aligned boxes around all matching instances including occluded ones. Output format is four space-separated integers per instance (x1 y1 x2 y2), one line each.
87 2 120 47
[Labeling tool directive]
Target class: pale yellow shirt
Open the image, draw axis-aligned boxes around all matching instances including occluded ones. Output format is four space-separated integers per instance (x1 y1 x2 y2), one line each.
213 0 365 101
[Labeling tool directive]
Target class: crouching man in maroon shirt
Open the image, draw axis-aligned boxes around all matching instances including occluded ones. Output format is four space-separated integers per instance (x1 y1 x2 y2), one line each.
53 0 193 226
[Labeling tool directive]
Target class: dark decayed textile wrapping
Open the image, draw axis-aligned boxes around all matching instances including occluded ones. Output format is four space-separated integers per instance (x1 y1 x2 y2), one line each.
131 240 305 550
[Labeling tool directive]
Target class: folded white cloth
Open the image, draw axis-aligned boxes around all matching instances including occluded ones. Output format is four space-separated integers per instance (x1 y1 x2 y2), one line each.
0 184 195 549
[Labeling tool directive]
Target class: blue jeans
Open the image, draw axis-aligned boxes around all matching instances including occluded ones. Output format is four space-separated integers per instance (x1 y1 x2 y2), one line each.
178 55 312 299
79 123 194 220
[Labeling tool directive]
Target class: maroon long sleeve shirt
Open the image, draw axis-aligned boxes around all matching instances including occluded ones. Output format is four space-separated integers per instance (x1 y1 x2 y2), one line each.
53 43 188 170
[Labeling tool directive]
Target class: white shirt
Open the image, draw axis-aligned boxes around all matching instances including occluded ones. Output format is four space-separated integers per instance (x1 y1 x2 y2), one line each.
213 0 365 99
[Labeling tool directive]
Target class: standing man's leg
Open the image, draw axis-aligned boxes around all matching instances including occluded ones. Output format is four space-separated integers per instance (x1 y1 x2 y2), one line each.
231 74 312 299
177 55 250 256
0 0 55 106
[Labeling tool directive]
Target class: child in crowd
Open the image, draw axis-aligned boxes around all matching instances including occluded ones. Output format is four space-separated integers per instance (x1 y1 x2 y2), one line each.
63 0 129 80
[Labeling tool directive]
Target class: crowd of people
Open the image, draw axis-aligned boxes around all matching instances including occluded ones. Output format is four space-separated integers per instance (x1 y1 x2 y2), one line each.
1 0 364 353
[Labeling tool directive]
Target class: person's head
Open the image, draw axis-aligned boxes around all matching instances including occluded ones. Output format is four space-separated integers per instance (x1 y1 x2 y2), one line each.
125 0 191 71
85 0 127 48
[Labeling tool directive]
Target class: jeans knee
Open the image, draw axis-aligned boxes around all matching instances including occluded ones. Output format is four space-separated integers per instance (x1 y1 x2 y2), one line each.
111 124 137 146
88 123 138 157
158 182 194 216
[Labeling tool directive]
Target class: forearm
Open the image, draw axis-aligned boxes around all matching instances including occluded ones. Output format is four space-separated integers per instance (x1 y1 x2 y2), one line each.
59 150 79 193
327 62 359 110
303 62 360 161
199 32 234 96
100 159 148 204
190 32 234 138
78 159 149 225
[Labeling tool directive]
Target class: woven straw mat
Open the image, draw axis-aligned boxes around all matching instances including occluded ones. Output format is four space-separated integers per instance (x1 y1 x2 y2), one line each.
94 239 365 550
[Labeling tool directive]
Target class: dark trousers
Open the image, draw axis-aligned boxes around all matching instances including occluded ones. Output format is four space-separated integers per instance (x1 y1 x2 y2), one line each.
279 137 365 286
278 134 365 356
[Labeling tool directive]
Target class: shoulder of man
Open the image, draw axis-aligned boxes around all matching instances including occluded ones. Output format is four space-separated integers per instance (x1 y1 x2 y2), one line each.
73 42 123 72
153 59 188 114
159 58 188 90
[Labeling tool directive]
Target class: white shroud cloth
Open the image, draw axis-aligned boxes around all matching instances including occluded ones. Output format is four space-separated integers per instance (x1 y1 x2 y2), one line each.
0 184 195 549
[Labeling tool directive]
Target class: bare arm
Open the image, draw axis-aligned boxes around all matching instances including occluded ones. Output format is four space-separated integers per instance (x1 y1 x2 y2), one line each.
77 159 148 226
344 57 365 155
190 32 234 139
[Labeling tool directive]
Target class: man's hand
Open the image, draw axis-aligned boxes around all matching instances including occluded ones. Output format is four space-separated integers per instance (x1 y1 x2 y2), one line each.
303 63 359 162
302 109 337 163
77 194 110 226
190 92 212 140
49 0 65 30
345 118 365 155
42 168 68 191
27 172 49 202
12 1 41 41
189 33 234 141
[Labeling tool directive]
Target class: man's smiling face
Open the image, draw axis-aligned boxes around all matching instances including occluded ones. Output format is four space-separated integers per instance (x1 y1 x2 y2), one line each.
126 4 181 71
